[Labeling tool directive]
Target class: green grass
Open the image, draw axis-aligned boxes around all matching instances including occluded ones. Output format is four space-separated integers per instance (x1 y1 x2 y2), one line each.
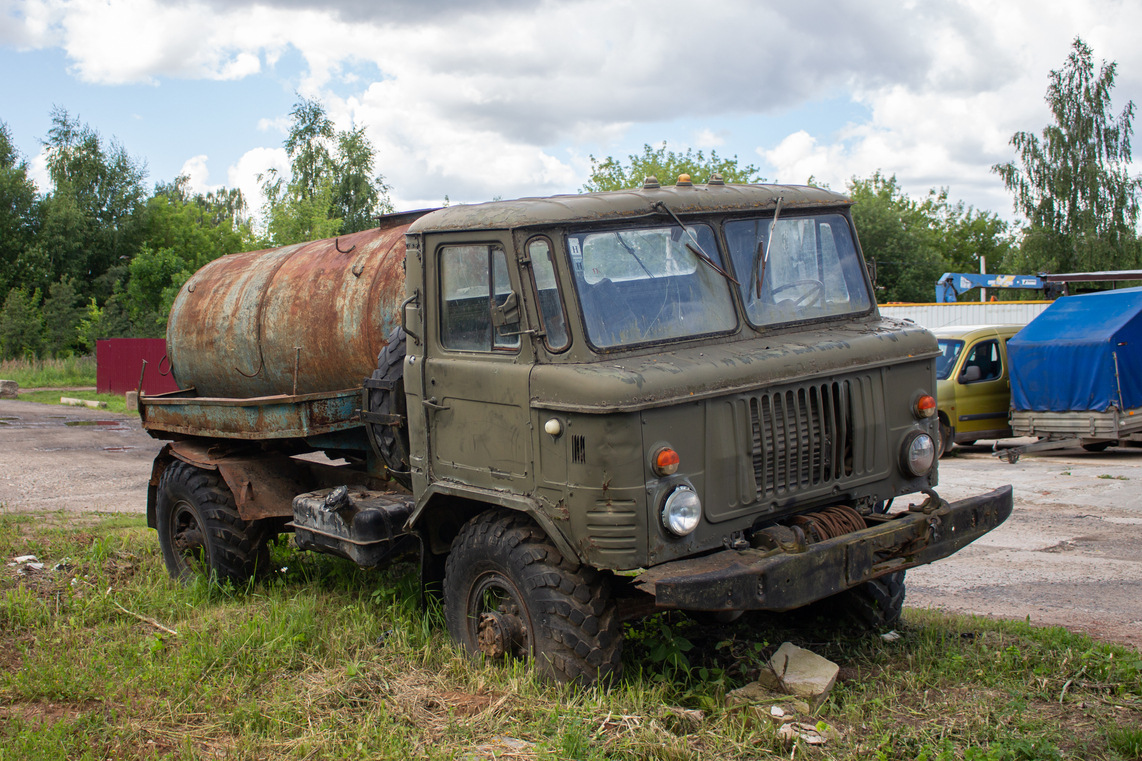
14 389 128 414
0 356 97 388
0 512 1139 760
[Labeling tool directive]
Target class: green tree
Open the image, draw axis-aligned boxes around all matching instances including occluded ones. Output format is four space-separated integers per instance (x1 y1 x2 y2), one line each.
848 172 946 303
42 277 83 357
994 37 1142 274
927 194 1014 276
76 290 134 352
0 121 41 296
582 142 764 192
334 126 394 233
140 177 254 270
0 287 44 360
125 245 191 337
30 108 147 293
262 97 393 244
283 97 336 202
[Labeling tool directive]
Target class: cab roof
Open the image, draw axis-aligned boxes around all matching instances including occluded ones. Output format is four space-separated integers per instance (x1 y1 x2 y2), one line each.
930 324 1024 341
407 182 851 234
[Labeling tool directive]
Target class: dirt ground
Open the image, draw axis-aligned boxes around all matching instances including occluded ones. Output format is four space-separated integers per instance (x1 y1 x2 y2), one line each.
1 398 1139 650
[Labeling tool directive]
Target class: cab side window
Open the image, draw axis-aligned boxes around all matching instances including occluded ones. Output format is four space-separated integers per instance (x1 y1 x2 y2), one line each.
960 339 1001 383
440 245 521 352
526 238 570 351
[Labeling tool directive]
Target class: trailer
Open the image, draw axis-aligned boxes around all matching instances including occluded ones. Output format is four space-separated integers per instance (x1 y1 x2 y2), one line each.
999 287 1142 462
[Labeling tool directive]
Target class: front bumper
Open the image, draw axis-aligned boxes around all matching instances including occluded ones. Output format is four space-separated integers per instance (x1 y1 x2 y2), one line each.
634 485 1013 611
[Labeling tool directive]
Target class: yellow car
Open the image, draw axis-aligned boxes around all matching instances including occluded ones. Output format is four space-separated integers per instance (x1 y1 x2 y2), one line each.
933 324 1022 456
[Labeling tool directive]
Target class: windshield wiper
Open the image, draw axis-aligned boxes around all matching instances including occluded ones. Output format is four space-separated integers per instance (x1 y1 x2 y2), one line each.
750 195 784 297
614 232 655 277
652 201 739 286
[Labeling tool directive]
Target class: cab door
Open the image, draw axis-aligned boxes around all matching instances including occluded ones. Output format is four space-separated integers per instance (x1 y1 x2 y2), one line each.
423 240 535 491
953 337 1012 439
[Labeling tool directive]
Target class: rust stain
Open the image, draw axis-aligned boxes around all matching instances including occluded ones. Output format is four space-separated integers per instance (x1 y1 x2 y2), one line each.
167 215 426 399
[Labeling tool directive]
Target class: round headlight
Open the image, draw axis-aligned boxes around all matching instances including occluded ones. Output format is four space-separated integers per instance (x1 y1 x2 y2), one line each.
902 431 936 476
662 486 702 536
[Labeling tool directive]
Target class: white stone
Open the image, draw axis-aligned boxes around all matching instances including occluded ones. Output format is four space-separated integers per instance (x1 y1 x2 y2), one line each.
767 641 840 711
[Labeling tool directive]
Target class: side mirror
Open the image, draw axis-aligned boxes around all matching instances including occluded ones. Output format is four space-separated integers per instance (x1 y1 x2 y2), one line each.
960 365 982 383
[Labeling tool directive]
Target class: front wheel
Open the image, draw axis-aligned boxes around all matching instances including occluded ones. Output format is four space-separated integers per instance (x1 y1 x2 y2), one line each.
443 510 622 685
156 461 267 585
828 571 906 629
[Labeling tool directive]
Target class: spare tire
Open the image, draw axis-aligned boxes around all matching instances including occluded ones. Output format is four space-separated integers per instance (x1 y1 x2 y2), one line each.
365 326 412 489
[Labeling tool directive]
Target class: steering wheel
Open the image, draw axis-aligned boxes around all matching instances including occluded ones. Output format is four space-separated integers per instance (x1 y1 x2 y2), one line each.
771 279 825 308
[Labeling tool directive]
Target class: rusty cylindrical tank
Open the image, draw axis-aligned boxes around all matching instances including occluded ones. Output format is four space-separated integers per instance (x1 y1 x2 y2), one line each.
166 214 421 398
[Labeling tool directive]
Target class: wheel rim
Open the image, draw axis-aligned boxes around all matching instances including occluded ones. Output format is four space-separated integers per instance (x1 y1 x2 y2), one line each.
169 499 208 575
467 571 533 660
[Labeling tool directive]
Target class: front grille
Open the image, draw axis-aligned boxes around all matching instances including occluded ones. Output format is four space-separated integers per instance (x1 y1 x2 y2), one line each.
749 380 864 499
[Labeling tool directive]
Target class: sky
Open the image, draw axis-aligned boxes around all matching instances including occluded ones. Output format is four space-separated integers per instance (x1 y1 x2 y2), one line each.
2 0 1142 228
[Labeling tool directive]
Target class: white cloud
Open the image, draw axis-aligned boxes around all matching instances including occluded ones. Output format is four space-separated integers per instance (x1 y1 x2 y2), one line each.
27 147 50 194
6 0 1142 221
694 129 725 149
227 146 288 221
180 155 218 195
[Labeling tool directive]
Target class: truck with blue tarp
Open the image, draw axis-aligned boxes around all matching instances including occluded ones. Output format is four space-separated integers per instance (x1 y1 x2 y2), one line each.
999 286 1142 461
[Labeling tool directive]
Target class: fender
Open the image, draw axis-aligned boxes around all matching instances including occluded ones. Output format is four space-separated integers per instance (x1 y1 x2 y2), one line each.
410 480 580 564
148 440 306 523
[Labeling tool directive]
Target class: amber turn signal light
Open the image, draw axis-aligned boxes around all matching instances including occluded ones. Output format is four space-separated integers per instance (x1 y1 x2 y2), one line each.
915 394 937 419
653 447 680 476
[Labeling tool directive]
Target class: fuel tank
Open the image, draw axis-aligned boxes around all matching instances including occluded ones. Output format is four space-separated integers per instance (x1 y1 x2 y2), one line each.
166 213 425 399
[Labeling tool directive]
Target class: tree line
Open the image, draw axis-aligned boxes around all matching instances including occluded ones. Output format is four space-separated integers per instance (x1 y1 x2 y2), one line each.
1 37 1138 360
0 97 392 360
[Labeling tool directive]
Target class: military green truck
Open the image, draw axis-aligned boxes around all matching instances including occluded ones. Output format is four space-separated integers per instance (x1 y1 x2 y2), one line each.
139 177 1013 684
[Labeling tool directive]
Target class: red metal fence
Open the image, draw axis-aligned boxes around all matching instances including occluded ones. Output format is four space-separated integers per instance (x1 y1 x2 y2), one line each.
96 338 180 395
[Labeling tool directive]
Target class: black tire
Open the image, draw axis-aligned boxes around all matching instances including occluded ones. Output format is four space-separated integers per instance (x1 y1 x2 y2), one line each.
830 571 906 629
156 460 267 585
443 510 622 685
366 326 412 490
937 419 953 458
1082 441 1112 452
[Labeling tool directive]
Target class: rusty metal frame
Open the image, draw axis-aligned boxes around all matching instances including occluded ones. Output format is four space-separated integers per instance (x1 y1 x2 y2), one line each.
635 485 1013 611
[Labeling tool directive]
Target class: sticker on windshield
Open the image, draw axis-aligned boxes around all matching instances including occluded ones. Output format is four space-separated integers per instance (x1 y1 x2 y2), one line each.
568 238 582 260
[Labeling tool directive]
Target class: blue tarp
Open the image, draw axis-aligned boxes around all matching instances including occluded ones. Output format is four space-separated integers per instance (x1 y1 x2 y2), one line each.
1009 287 1142 412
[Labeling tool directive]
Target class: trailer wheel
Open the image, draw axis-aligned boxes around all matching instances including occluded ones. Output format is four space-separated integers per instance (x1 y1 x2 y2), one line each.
830 571 906 629
156 461 266 585
366 326 412 490
443 510 622 685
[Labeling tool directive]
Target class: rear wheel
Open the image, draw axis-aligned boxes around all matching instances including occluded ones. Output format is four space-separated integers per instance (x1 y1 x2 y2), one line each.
443 510 622 685
156 461 266 584
1082 441 1112 452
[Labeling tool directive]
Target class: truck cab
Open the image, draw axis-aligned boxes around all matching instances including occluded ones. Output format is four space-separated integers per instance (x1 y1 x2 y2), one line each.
396 181 942 570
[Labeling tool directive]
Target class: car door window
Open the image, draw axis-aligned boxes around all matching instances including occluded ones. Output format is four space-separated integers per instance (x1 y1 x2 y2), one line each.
960 339 1001 383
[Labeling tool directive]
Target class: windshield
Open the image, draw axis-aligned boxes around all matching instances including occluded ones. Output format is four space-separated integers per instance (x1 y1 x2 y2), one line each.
725 213 872 326
936 339 964 380
567 223 736 348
